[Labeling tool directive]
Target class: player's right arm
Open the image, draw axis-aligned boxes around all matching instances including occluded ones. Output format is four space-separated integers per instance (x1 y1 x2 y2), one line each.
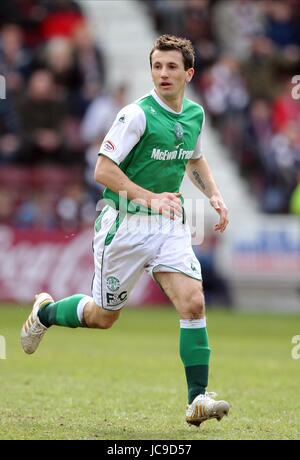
94 104 182 219
95 155 182 219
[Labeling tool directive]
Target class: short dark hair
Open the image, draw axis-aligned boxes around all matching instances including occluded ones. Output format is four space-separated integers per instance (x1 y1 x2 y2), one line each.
149 34 195 70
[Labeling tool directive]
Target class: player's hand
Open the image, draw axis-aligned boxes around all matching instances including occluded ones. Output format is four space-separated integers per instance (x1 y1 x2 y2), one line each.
209 195 229 233
151 192 182 220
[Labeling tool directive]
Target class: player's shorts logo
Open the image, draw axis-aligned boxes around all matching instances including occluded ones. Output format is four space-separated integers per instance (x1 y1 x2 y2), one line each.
103 140 116 152
191 262 199 274
106 276 120 292
106 291 128 307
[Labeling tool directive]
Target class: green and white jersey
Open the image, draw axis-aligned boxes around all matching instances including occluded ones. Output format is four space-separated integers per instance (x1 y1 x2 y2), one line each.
99 89 205 212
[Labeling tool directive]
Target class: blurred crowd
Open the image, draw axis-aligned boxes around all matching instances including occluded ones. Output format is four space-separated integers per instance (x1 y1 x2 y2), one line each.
0 0 128 230
1 0 300 234
145 0 300 214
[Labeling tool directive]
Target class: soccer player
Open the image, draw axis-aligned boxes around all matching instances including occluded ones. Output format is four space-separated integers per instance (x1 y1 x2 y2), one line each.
21 35 230 427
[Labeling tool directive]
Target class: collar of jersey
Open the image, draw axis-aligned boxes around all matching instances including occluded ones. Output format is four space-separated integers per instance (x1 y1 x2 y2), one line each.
151 88 183 115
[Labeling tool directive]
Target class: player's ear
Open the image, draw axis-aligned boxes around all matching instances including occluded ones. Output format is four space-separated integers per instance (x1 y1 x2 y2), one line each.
186 68 194 83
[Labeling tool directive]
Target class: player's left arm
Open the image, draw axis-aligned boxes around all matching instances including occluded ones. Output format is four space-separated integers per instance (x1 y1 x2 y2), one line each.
186 156 229 233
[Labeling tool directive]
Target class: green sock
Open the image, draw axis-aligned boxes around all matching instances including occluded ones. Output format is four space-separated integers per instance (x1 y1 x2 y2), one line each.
38 294 89 328
179 319 211 404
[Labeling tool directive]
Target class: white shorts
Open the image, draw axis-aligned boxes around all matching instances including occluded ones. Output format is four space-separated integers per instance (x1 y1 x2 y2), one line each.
92 205 202 310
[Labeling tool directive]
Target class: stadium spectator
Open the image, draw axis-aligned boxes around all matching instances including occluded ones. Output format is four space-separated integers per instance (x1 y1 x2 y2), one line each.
183 0 218 81
0 24 33 96
0 0 22 28
212 0 264 58
147 0 184 36
0 188 16 224
56 183 96 231
272 78 300 132
14 190 59 229
72 23 106 113
42 37 83 101
16 69 72 164
240 35 285 100
80 84 128 200
0 98 21 163
264 1 300 49
198 55 249 162
40 0 84 41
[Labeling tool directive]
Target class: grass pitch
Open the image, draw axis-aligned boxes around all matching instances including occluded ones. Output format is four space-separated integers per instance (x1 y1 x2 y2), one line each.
0 305 299 440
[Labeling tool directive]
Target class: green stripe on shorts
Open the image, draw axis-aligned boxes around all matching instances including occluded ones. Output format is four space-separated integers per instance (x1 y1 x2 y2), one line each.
104 212 125 246
94 206 109 233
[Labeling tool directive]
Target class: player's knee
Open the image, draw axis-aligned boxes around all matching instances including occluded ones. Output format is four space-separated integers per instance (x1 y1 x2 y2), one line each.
178 289 205 318
188 293 205 316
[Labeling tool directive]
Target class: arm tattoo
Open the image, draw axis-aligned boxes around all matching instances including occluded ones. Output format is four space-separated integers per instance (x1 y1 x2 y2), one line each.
192 169 206 190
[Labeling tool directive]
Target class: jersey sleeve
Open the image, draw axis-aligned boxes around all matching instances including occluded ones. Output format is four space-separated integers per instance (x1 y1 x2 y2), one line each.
191 106 205 160
98 103 146 165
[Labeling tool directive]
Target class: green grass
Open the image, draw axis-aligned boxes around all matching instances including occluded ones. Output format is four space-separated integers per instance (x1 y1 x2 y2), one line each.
0 305 299 440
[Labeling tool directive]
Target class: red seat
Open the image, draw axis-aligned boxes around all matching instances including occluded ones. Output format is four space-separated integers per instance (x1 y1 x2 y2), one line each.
0 166 31 190
30 165 82 190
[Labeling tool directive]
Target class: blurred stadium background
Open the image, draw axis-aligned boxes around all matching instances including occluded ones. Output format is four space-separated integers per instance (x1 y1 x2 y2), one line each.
1 0 300 442
0 0 300 312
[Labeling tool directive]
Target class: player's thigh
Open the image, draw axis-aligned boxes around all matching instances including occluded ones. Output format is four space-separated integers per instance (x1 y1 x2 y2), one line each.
154 272 205 318
93 207 152 311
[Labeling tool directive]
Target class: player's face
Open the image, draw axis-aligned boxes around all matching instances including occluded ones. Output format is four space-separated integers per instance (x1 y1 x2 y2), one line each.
151 50 194 103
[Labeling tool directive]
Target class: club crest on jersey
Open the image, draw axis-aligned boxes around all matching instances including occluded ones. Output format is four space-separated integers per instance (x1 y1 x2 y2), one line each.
103 140 116 152
149 106 157 115
174 122 184 140
106 276 120 292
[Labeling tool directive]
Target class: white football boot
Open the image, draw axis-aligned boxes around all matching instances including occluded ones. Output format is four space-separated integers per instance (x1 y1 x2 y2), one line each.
186 392 230 427
21 292 54 354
